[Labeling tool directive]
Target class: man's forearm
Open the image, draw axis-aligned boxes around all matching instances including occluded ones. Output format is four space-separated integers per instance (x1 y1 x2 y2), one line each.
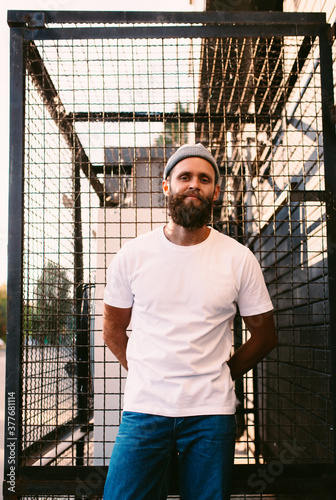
103 327 129 370
102 304 132 371
228 311 277 381
227 336 274 381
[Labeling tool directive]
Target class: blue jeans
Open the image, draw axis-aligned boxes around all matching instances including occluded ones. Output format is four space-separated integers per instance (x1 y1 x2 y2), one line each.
103 411 236 500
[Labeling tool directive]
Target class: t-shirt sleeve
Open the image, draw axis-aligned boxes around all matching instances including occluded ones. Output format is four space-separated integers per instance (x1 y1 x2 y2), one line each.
237 249 273 317
104 248 134 308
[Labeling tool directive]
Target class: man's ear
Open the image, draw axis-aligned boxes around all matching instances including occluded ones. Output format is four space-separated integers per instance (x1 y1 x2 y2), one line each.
162 179 169 197
213 184 220 201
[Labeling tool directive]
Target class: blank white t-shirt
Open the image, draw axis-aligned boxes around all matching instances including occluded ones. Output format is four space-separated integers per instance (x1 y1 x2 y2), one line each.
104 226 273 417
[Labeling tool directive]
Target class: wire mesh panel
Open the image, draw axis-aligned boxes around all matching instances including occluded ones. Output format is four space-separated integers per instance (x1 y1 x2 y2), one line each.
5 10 336 499
22 54 78 465
206 34 333 465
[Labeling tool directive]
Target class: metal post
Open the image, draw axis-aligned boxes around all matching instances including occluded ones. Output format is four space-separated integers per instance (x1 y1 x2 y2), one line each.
74 156 85 455
4 27 25 499
74 160 92 462
319 23 336 468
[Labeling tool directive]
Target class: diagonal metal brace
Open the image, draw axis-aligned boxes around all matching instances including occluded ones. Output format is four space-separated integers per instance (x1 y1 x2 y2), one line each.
26 41 106 206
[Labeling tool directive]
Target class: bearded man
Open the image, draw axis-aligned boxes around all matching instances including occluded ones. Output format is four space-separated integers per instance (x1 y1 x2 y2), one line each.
102 143 277 500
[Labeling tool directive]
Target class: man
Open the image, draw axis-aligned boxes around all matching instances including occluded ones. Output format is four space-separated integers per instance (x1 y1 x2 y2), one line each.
103 143 277 500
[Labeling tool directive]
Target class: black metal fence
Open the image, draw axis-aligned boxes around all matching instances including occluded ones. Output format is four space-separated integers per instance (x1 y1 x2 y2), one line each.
5 10 336 499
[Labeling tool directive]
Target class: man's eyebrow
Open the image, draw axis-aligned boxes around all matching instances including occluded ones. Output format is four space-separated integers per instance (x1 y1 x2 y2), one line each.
177 170 212 178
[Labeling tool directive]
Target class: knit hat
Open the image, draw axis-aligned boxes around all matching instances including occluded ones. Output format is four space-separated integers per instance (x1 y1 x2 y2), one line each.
163 143 220 184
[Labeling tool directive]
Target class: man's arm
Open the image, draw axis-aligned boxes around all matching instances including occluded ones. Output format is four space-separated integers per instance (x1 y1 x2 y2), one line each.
227 310 277 381
102 303 132 371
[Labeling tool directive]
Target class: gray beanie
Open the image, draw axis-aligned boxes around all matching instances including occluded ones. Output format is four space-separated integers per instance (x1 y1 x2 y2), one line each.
164 143 220 184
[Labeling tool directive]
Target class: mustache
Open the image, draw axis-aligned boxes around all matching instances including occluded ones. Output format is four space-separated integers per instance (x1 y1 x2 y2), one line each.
180 191 205 201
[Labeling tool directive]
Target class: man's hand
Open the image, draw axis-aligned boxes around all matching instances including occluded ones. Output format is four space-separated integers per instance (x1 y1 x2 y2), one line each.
227 310 277 381
102 303 132 371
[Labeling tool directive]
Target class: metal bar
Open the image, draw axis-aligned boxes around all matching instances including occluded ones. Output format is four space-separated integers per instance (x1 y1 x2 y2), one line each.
252 365 261 464
319 23 336 467
206 39 220 112
255 38 283 116
290 190 326 203
233 316 246 446
68 111 275 124
195 39 208 141
231 464 336 495
31 425 91 466
15 466 108 496
272 35 314 118
74 155 85 430
76 285 93 429
9 464 335 495
215 38 234 115
203 34 315 151
21 417 90 466
236 38 258 108
22 24 323 41
212 39 235 152
7 10 327 27
226 38 247 115
26 41 105 206
3 27 25 500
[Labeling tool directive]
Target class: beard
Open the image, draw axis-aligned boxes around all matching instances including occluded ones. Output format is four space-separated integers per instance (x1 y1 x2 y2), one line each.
167 190 214 230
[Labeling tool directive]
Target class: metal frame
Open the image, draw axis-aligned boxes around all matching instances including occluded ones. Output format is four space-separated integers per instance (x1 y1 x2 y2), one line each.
6 10 327 26
5 26 25 500
5 10 336 498
319 21 336 471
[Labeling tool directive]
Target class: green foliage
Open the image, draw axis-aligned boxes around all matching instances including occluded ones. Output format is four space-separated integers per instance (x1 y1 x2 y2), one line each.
26 261 73 345
0 284 6 343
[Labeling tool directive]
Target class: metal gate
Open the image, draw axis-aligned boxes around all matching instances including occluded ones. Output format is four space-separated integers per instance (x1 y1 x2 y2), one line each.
5 10 336 499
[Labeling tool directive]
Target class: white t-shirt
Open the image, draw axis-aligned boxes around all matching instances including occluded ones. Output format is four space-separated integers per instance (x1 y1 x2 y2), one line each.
104 226 273 417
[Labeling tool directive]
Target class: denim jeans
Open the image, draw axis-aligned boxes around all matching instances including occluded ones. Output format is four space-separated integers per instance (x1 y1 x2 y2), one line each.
103 411 236 500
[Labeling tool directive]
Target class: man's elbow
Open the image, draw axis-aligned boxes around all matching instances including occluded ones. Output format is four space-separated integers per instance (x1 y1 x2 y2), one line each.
102 322 113 346
102 327 115 347
264 312 277 354
265 330 278 355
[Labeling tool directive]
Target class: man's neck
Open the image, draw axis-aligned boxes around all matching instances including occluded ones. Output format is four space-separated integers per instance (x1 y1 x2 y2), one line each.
164 221 211 246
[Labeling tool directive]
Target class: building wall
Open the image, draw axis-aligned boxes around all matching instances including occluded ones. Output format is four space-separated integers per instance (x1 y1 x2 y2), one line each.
284 0 336 23
194 4 335 462
250 3 335 461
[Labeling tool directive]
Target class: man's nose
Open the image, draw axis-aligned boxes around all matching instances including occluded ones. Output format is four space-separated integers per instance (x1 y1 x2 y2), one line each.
188 177 201 190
